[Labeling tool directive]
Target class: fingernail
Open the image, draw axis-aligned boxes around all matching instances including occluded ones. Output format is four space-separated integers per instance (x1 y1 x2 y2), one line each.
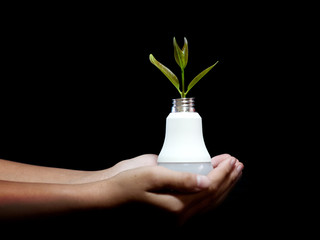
236 164 244 172
230 157 236 166
196 175 210 189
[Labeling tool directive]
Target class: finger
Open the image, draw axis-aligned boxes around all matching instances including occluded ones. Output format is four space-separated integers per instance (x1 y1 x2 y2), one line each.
178 160 244 223
214 170 243 207
207 161 244 209
212 164 243 207
148 166 210 193
212 159 243 193
221 160 244 189
208 156 236 183
183 162 244 219
211 153 231 168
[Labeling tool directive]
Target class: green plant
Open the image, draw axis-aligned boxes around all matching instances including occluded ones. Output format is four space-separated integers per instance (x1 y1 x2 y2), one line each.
149 37 219 98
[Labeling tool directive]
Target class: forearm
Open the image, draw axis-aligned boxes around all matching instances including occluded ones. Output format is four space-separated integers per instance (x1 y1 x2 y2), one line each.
0 159 111 184
0 179 115 220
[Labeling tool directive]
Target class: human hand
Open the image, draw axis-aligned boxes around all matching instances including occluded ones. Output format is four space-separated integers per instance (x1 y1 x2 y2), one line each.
105 154 158 178
75 154 158 183
91 154 243 225
176 154 244 224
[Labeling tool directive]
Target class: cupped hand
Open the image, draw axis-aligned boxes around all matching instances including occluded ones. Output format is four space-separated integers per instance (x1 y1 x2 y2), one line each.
96 154 243 224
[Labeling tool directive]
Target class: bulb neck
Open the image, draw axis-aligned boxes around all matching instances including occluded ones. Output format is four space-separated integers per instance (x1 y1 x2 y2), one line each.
171 98 196 113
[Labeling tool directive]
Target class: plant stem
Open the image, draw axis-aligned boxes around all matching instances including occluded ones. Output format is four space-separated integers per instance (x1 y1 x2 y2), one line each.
181 69 185 98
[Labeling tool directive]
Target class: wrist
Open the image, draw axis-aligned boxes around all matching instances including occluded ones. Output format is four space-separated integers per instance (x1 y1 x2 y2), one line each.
76 179 125 210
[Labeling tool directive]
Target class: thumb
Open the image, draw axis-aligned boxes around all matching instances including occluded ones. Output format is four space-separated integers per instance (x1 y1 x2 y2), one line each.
150 166 211 192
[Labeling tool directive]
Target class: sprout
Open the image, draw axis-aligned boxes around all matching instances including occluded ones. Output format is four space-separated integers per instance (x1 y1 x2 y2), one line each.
150 37 219 98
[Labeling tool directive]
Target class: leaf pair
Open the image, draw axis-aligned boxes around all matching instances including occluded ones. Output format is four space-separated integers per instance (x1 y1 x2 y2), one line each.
150 37 218 98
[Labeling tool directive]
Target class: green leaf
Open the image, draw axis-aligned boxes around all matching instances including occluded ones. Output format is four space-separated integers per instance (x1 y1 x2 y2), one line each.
149 54 181 93
173 37 183 68
181 37 188 68
186 61 219 95
173 37 188 69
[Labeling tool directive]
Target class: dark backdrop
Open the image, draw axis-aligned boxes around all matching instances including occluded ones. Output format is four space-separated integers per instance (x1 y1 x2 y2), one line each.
0 2 306 237
1 4 272 167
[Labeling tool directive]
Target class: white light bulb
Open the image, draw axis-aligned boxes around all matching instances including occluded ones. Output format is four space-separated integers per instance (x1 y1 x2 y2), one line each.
158 98 213 175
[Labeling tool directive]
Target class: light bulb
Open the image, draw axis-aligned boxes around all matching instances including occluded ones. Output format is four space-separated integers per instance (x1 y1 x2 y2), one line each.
158 98 213 175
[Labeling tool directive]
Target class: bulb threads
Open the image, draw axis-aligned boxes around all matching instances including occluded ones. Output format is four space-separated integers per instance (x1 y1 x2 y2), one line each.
171 98 195 112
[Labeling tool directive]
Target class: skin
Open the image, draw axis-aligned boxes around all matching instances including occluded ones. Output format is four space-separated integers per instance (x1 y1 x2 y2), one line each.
0 154 243 224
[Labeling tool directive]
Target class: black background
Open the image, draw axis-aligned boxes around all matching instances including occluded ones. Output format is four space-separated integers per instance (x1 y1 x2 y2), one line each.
0 2 312 237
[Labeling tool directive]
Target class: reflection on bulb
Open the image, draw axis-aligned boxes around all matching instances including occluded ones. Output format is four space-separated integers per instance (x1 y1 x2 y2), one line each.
157 98 212 175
